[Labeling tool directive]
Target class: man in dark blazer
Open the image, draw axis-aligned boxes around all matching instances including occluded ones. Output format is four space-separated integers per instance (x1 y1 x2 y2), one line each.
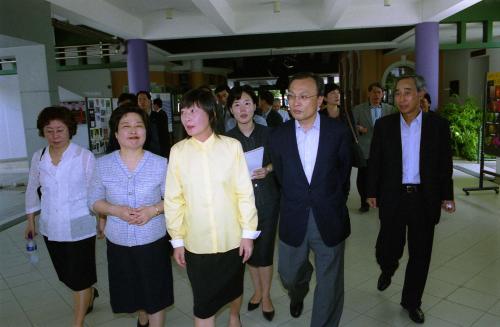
269 72 351 326
352 83 395 212
259 90 284 128
367 75 456 324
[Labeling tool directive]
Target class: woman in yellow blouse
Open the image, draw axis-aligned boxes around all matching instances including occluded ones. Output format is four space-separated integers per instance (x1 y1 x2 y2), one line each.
164 87 259 327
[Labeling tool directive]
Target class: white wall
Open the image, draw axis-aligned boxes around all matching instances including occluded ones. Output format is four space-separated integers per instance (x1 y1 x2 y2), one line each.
468 56 489 107
442 49 470 105
56 69 112 98
489 49 500 72
0 75 27 160
0 0 58 161
0 68 113 160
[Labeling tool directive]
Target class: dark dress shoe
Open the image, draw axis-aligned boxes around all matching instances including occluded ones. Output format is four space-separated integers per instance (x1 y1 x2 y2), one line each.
377 273 391 291
263 309 275 321
406 307 425 324
290 301 303 318
86 287 99 314
358 205 369 213
247 300 260 311
137 318 150 327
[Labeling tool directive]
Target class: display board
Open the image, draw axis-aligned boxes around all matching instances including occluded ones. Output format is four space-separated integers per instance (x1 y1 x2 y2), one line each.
86 97 113 155
485 72 500 157
463 72 499 195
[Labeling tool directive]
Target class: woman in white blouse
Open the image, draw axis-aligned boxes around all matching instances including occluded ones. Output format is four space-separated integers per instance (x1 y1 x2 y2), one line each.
25 106 98 327
89 105 173 327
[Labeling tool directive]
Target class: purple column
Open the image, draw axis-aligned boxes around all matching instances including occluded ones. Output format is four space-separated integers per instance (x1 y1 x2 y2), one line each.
415 22 439 111
127 39 150 93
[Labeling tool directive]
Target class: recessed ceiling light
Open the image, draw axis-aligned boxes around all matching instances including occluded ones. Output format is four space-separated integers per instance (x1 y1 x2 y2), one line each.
273 0 280 13
165 8 173 20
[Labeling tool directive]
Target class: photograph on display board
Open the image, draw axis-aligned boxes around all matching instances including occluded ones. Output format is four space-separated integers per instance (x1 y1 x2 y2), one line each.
485 72 500 157
86 97 113 155
60 101 87 124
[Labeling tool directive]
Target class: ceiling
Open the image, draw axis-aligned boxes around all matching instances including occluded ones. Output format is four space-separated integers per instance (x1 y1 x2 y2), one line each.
46 0 496 77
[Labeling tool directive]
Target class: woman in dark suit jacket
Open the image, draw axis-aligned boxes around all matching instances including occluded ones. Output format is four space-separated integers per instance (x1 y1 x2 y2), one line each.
226 85 280 322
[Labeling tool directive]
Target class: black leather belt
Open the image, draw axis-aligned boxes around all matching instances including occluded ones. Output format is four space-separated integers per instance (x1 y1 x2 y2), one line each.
402 184 420 193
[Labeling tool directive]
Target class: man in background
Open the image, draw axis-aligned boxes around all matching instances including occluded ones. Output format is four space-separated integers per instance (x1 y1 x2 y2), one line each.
273 98 290 122
352 82 395 213
151 98 171 158
137 91 170 158
214 84 231 133
259 90 283 128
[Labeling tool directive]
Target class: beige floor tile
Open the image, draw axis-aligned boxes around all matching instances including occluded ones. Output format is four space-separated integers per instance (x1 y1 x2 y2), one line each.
424 277 459 298
465 275 500 297
471 313 500 327
344 289 386 313
486 299 500 317
341 314 393 327
447 287 498 311
389 292 442 312
365 300 413 326
0 314 32 327
430 265 478 286
411 314 461 326
428 300 483 326
0 299 24 319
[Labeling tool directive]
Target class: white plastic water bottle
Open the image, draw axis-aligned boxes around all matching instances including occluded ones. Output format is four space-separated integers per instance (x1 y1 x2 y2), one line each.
26 232 39 264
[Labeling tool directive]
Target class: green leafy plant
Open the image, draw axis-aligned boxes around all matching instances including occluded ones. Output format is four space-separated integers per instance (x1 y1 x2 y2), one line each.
440 95 482 161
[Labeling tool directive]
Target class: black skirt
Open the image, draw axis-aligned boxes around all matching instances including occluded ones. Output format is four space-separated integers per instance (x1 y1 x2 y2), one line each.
185 247 244 319
44 235 97 291
106 236 174 314
247 201 279 267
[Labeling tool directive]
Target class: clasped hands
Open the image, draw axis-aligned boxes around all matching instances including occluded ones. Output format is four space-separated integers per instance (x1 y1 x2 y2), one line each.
113 205 157 225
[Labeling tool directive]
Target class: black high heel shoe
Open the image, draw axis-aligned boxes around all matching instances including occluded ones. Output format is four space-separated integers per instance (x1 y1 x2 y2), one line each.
263 309 275 321
247 300 260 311
86 287 99 314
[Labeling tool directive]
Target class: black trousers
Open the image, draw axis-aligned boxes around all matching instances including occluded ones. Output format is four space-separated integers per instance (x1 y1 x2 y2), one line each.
375 191 435 309
356 166 369 207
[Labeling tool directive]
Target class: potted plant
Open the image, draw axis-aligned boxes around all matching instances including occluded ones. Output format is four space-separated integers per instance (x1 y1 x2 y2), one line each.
439 95 482 161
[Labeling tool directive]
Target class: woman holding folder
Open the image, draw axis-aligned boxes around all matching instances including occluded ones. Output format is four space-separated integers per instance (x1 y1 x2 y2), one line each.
226 85 280 321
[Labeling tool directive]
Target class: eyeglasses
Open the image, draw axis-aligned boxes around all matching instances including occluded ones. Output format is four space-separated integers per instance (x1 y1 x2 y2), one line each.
286 94 318 102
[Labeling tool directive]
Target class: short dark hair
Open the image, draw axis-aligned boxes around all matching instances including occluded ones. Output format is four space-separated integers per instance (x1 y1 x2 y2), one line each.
214 84 230 94
136 90 151 99
153 98 163 107
37 106 77 139
180 88 218 136
324 83 340 97
423 92 432 104
227 85 258 109
259 90 274 106
109 105 149 138
395 75 427 92
117 93 137 106
368 82 383 92
289 72 324 96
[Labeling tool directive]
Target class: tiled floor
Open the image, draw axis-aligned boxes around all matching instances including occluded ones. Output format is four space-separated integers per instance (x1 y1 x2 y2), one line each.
0 169 499 326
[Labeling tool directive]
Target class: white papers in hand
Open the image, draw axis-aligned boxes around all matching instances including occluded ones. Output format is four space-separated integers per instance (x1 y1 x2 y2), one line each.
244 147 264 177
